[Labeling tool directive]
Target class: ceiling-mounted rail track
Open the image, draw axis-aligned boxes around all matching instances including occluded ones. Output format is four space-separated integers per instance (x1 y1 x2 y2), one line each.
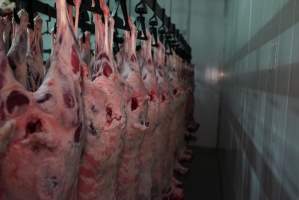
10 0 192 61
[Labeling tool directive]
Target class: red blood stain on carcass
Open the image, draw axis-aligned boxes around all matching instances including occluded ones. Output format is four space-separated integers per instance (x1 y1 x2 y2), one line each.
63 92 75 108
71 46 80 74
130 55 137 62
131 97 138 111
79 166 95 178
103 63 112 78
148 59 152 65
106 106 113 124
149 90 156 101
6 91 30 114
78 176 94 193
84 153 98 167
99 53 110 61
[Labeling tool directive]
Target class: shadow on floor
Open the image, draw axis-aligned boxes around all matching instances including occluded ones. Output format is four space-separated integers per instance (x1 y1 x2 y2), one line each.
181 147 222 200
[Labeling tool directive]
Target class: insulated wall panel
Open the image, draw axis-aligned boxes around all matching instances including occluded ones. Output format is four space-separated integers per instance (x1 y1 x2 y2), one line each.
219 0 299 199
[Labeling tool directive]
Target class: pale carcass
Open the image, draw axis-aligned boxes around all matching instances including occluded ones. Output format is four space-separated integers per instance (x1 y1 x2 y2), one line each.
78 1 126 199
137 31 159 200
0 0 85 199
116 19 149 200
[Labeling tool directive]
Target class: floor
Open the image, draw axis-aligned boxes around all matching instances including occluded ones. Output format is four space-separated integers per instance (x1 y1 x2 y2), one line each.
181 147 222 200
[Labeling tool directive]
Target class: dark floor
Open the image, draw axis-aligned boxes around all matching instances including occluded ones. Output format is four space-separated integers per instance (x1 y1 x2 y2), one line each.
181 147 222 200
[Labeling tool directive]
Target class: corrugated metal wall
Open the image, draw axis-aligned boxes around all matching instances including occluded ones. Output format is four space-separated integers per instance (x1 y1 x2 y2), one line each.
219 0 299 199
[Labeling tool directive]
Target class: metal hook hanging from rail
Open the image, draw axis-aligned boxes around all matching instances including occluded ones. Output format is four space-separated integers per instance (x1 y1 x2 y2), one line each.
142 0 192 62
135 0 148 40
149 0 158 47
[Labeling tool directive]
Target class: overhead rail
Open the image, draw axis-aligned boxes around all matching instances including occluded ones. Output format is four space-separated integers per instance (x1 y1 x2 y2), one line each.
10 0 192 62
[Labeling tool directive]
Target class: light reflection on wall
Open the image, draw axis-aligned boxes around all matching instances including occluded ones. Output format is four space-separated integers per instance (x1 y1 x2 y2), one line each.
204 67 225 84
